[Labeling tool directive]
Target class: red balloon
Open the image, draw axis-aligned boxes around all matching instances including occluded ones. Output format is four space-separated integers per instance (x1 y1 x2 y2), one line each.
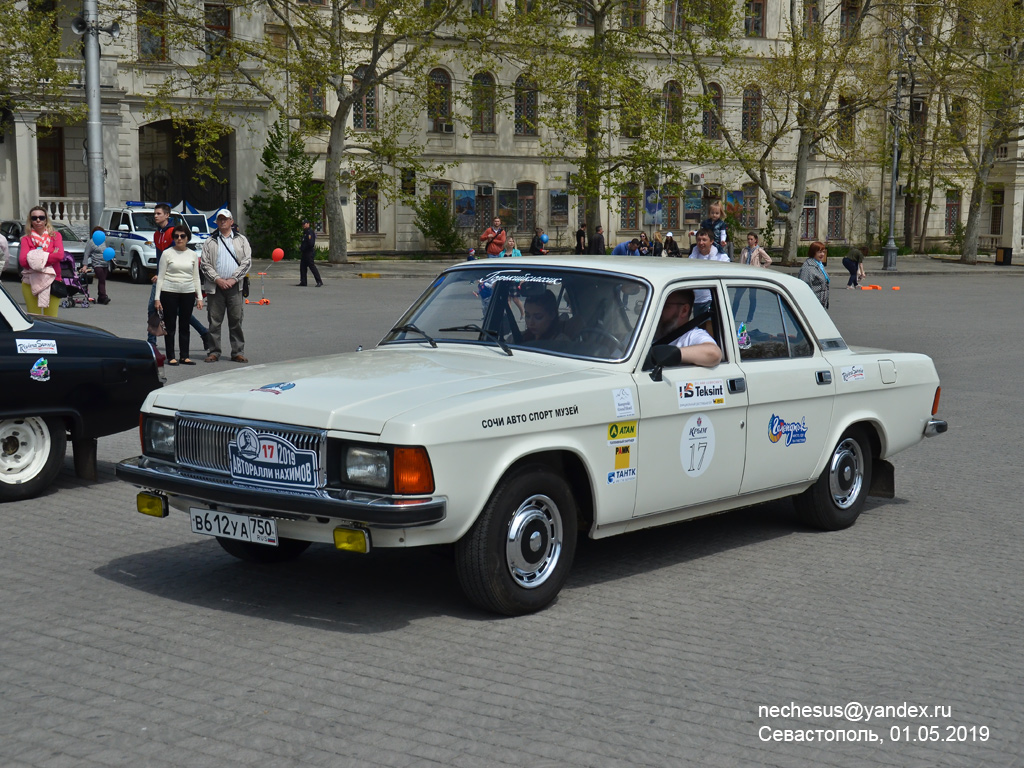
271 248 284 261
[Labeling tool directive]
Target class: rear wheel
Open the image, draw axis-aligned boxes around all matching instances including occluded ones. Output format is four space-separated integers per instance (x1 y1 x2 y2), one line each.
216 536 311 563
0 416 67 502
455 464 577 615
795 427 872 530
129 255 147 284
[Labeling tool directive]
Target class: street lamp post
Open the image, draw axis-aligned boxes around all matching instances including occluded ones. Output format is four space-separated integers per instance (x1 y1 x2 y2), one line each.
882 27 915 272
72 0 119 230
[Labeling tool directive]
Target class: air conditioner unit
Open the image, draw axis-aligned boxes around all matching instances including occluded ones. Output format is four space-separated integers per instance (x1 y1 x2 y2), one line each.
476 184 494 197
441 123 455 134
690 173 702 185
896 184 906 197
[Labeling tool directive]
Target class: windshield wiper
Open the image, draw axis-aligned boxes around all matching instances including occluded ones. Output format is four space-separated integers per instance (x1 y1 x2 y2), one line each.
390 323 437 348
439 324 513 356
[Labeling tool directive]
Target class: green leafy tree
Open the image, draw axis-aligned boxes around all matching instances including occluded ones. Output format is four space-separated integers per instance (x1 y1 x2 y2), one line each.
244 121 324 260
412 195 464 253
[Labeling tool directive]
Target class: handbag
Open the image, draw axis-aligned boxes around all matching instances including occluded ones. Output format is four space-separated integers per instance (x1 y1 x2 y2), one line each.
147 309 167 338
49 280 69 298
242 274 250 297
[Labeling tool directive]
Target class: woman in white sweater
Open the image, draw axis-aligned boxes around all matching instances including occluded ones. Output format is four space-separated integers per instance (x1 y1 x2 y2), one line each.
154 223 204 365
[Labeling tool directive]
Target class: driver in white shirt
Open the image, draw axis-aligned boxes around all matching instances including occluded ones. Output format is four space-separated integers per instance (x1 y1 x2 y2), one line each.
654 288 722 367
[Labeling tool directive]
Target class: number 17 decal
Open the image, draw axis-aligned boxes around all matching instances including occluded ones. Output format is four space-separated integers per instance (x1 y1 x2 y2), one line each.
680 413 715 478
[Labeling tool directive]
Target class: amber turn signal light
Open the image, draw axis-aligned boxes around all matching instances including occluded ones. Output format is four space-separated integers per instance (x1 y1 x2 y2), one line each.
931 386 941 416
393 447 435 494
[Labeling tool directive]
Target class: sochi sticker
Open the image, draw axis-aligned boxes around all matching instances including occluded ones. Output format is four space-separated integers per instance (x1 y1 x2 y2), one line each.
30 357 50 382
680 413 715 478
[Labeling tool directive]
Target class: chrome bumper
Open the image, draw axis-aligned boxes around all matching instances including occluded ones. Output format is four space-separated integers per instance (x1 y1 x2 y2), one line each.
924 419 948 438
116 456 446 528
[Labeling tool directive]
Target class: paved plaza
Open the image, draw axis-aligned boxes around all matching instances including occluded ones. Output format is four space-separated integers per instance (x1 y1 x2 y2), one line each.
1 260 1021 767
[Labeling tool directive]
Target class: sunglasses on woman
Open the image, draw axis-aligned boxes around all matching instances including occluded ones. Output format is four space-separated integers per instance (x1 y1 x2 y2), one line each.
31 215 47 221
173 234 189 240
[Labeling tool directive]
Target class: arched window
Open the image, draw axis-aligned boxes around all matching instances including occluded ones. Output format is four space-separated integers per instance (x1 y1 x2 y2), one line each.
620 183 640 230
703 83 722 140
741 183 759 228
514 75 538 136
827 192 845 239
352 65 377 131
428 69 452 133
429 180 452 210
663 80 684 125
517 182 536 231
472 72 496 134
800 192 818 240
742 87 761 141
356 181 378 234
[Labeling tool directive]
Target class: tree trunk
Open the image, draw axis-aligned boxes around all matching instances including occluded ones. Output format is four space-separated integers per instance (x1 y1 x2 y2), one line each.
781 127 814 265
326 104 351 264
961 154 994 265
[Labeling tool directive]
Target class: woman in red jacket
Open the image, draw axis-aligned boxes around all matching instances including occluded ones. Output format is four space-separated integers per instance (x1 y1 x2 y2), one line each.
19 206 65 317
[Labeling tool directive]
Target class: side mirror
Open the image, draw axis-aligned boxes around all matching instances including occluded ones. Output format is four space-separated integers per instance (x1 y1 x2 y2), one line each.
118 224 129 231
191 226 199 233
648 344 681 381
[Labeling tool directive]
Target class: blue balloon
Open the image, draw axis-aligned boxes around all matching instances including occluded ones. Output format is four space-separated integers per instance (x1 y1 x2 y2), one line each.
103 246 115 261
540 233 549 244
92 230 106 246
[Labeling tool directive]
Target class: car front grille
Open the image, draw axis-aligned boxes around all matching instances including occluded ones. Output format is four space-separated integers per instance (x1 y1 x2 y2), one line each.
175 414 325 480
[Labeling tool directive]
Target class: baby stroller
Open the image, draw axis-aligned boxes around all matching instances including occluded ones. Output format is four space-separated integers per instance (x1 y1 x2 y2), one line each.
58 253 93 308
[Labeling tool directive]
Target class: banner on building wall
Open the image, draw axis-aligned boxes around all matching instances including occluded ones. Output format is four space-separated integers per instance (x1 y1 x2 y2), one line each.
454 190 476 228
684 189 702 213
644 188 666 227
725 190 744 207
774 190 793 214
497 190 518 226
549 191 569 226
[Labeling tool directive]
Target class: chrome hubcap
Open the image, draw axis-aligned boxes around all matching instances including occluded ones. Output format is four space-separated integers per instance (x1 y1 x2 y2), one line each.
505 493 563 589
0 418 50 484
829 437 864 509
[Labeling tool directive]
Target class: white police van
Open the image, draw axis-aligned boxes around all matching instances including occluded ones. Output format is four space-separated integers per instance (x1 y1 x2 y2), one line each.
101 202 199 284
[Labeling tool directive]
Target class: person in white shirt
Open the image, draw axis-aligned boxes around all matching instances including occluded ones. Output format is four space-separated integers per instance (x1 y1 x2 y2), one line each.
654 288 722 367
154 224 204 365
199 209 252 363
687 228 730 316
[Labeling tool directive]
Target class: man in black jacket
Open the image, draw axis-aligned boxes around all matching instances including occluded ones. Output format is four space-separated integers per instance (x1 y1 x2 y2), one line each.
297 219 323 287
588 225 605 255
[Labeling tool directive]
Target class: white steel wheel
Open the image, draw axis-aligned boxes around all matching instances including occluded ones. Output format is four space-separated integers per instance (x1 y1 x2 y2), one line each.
0 416 67 502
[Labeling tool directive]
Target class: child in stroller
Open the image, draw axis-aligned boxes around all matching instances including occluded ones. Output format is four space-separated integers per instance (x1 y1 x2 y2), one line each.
58 252 93 308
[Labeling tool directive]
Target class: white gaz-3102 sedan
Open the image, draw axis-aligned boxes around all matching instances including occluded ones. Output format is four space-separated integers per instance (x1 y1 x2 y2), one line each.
117 256 947 614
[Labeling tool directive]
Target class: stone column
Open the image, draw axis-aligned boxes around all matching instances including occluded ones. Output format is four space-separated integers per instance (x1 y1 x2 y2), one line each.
13 113 40 221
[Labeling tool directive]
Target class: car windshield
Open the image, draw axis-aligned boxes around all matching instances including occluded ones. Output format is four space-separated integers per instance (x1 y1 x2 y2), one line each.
383 265 650 361
53 224 83 242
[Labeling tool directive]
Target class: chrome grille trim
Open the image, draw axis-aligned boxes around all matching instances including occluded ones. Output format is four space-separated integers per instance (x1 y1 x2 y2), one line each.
174 413 327 486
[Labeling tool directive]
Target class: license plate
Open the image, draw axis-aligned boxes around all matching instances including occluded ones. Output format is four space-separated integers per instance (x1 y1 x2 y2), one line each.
190 508 278 546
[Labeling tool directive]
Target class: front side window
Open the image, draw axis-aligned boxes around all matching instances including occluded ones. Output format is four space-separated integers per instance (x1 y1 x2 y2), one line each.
383 267 650 362
729 286 812 360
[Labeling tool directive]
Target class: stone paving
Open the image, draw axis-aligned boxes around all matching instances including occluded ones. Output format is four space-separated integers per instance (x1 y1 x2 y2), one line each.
0 268 1021 767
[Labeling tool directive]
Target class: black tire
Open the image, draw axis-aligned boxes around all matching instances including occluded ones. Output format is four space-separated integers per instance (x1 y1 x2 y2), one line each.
455 464 578 615
129 255 147 284
0 416 67 502
795 427 872 530
216 536 311 563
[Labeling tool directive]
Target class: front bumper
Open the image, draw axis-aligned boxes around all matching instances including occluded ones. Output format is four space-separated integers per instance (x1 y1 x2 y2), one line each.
116 456 446 528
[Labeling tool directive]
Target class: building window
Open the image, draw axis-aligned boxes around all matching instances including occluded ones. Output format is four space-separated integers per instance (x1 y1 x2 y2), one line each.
990 189 1004 236
430 180 452 209
663 80 684 125
475 185 494 231
138 0 166 61
665 0 685 32
354 0 375 8
837 96 855 145
909 98 927 144
514 75 538 136
576 1 594 26
800 193 818 240
516 0 536 12
352 65 377 131
745 0 765 37
517 182 536 231
827 191 845 240
804 0 819 34
742 87 761 141
204 3 231 60
356 181 378 234
472 0 493 16
662 195 680 229
622 0 644 28
840 0 859 39
472 72 496 134
741 184 758 228
702 83 722 140
620 183 640 230
945 190 961 236
428 69 452 133
37 128 65 198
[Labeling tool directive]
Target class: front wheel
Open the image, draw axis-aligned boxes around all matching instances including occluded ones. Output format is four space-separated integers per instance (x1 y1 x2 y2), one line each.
0 416 67 502
455 464 578 615
794 428 872 530
129 255 147 284
216 536 311 563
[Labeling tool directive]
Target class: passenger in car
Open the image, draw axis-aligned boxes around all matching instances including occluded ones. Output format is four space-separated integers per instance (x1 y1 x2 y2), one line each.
521 291 569 343
655 288 722 367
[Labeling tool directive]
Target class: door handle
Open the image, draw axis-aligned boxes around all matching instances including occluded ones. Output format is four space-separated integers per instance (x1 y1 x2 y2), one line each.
816 370 832 385
728 378 745 393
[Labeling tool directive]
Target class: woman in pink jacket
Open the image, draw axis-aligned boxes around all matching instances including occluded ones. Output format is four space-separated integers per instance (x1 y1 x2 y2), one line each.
19 206 65 317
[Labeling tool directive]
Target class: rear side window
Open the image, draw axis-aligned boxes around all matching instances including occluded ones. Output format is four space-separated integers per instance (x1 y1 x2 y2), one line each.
108 211 121 230
729 286 813 360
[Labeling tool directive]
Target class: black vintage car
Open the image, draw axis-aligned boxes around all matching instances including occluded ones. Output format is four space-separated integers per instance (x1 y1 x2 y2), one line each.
0 283 161 501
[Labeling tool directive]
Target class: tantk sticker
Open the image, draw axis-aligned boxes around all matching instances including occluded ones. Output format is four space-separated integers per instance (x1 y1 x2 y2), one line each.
680 413 715 478
251 382 296 395
30 357 50 382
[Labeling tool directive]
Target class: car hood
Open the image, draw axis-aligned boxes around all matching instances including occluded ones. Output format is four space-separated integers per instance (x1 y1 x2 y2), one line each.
28 316 117 339
146 345 597 435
